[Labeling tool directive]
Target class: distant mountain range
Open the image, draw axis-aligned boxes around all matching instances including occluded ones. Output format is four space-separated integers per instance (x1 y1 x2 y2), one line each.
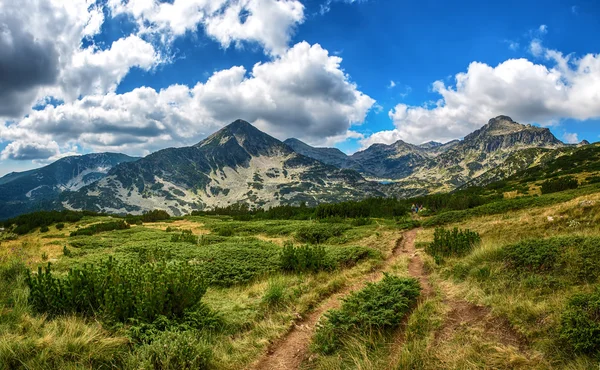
0 115 589 219
0 153 138 219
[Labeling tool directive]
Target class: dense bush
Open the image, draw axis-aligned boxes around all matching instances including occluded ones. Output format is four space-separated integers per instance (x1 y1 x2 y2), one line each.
540 176 579 194
70 220 130 236
192 243 281 286
216 225 235 237
503 239 560 272
425 227 480 259
295 224 350 244
560 287 600 354
26 258 207 323
40 225 49 233
55 223 65 230
171 230 198 244
313 275 420 354
280 243 332 273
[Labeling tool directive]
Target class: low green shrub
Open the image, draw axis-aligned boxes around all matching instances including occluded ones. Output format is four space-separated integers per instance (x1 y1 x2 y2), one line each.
192 243 280 286
499 237 600 283
216 226 235 237
40 225 49 233
425 227 480 259
502 239 560 272
541 176 579 194
55 223 65 230
70 220 130 236
560 286 600 354
171 230 198 244
127 305 223 344
295 224 350 244
313 275 420 354
280 243 332 273
26 258 207 323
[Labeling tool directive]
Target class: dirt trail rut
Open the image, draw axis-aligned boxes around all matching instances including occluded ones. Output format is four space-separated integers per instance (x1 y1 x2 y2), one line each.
249 230 418 370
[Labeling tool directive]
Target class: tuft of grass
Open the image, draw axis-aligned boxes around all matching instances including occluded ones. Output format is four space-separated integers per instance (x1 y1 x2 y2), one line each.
0 315 129 369
261 278 288 310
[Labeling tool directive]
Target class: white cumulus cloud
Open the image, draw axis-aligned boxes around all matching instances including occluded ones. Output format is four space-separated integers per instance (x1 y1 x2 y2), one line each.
1 42 375 159
362 43 600 147
108 0 305 55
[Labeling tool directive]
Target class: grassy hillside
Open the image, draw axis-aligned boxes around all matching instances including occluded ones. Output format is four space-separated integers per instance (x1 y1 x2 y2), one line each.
1 150 600 369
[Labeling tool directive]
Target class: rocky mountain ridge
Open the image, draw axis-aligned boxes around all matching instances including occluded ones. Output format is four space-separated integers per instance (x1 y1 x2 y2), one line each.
0 116 578 218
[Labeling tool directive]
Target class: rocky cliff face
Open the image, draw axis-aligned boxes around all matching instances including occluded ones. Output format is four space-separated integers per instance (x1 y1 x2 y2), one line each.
461 116 562 152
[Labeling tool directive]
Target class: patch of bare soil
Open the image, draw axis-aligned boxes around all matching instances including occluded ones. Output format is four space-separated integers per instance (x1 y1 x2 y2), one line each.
435 300 527 351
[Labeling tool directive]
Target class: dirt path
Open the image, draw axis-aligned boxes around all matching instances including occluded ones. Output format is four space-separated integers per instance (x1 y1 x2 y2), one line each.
386 229 528 368
386 228 433 367
249 230 418 370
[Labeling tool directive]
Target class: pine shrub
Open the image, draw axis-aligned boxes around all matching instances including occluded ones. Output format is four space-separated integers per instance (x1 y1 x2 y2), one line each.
540 176 579 194
280 242 332 273
26 258 207 323
560 286 600 354
425 227 480 259
313 274 420 354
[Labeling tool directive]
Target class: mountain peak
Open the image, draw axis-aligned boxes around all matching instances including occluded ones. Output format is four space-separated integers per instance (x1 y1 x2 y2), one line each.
482 115 526 134
225 119 254 132
197 119 291 157
463 116 563 152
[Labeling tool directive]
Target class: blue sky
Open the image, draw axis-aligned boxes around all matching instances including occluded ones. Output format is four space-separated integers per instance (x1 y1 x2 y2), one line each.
1 0 599 175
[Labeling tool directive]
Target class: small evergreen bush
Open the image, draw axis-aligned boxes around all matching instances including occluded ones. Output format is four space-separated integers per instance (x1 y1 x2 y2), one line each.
280 242 332 273
55 223 65 230
171 230 197 244
540 176 579 194
425 227 480 259
560 287 600 354
26 258 207 323
39 225 49 233
313 275 420 354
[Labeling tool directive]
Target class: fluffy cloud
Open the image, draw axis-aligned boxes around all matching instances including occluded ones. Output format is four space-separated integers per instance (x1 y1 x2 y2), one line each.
1 140 60 160
108 0 304 55
0 0 159 119
563 132 579 144
1 42 375 158
362 44 600 146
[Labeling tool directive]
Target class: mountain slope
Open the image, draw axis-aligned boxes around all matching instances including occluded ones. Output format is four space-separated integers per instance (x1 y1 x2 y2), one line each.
0 153 138 219
62 120 385 215
283 138 363 171
395 116 564 191
349 141 432 179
